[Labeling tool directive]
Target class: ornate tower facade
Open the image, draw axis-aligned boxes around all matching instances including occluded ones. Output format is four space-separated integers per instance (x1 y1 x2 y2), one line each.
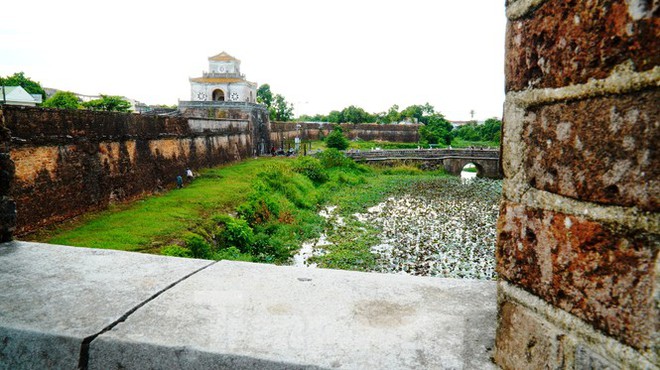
189 52 257 103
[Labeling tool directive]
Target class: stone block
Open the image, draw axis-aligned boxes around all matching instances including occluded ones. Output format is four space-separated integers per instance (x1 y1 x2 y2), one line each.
523 89 659 210
505 0 659 92
494 301 567 369
496 201 658 351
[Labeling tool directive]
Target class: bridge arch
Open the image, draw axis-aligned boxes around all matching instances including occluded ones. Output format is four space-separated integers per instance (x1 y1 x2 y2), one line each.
460 162 484 178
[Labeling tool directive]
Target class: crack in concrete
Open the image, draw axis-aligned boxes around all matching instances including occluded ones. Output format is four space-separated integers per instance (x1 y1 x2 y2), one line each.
76 260 218 370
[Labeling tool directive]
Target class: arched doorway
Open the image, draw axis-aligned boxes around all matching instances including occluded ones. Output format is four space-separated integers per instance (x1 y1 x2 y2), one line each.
212 89 225 101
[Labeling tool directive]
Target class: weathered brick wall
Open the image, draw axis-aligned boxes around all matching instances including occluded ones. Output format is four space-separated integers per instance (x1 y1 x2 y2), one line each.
3 106 253 236
270 122 420 144
496 0 658 368
0 109 16 242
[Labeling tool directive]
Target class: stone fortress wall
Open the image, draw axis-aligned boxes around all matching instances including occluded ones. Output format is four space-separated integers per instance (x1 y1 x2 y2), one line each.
495 0 658 368
0 105 422 238
0 106 254 236
270 121 420 144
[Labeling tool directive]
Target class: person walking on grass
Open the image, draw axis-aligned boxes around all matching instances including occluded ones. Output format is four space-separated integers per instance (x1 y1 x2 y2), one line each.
186 168 194 182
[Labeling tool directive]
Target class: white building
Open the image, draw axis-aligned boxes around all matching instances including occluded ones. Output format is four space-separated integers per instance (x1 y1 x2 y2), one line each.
189 52 257 103
0 86 41 106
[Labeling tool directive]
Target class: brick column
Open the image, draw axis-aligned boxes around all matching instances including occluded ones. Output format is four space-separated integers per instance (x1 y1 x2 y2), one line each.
495 0 658 368
0 108 16 242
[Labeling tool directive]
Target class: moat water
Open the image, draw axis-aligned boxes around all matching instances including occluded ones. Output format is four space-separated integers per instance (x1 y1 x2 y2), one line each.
293 176 501 280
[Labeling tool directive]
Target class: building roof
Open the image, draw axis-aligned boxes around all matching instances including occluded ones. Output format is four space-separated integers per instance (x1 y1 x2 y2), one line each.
1 86 39 105
208 51 240 62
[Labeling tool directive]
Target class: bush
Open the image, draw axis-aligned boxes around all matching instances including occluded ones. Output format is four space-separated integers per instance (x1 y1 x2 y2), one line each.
237 181 281 225
317 148 355 169
291 156 328 184
184 233 213 259
325 127 349 150
161 245 192 258
213 247 253 262
213 215 254 253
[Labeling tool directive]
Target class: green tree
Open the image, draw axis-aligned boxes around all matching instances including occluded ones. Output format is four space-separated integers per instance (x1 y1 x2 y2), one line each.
270 94 294 121
382 104 401 124
416 105 453 145
257 84 273 108
83 95 132 112
42 91 81 110
327 110 342 123
1 72 46 100
325 126 349 150
480 117 502 142
340 105 375 124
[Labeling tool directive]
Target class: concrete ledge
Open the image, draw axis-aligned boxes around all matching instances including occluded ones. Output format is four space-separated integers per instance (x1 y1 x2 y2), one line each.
0 242 213 369
1 242 497 369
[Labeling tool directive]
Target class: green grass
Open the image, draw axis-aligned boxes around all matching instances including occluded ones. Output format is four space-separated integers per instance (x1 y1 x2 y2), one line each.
33 152 451 271
39 157 291 252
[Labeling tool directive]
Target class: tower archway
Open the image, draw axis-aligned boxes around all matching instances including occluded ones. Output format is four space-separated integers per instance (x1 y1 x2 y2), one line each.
212 89 225 101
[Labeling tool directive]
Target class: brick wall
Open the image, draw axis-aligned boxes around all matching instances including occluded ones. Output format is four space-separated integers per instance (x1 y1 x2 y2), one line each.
0 109 16 242
2 106 254 236
495 0 658 368
270 122 420 144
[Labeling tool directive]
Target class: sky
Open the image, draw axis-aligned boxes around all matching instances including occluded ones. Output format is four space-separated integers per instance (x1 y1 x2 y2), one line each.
1 0 506 121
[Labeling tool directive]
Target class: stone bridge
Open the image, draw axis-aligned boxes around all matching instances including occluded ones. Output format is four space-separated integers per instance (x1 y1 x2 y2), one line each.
345 148 502 179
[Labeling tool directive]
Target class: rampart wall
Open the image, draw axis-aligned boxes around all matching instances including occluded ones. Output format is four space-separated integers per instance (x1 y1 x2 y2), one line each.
270 122 420 144
1 106 254 236
495 0 658 368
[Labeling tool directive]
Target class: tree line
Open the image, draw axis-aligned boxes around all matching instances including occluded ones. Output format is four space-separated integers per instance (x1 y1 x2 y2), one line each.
298 102 501 145
1 72 132 112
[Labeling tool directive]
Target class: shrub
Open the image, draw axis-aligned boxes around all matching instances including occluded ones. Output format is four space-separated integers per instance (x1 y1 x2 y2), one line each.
214 215 255 253
161 245 192 258
213 247 253 262
325 127 349 150
317 148 354 169
291 156 328 184
237 181 281 225
184 233 213 259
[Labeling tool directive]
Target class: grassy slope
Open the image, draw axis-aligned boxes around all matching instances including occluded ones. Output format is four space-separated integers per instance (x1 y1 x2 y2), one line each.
43 157 288 252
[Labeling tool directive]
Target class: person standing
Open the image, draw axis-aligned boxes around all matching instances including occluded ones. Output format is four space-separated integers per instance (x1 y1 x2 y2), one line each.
186 168 194 182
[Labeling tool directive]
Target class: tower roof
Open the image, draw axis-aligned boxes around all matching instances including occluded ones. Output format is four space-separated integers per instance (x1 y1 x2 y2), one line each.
208 51 240 62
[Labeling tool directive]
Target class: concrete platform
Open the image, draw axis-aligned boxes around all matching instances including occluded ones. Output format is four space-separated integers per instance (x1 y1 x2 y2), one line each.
0 242 497 369
0 241 213 369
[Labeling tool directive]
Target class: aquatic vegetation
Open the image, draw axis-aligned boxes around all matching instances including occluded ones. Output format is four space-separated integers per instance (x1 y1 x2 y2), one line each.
304 177 502 280
362 178 501 279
